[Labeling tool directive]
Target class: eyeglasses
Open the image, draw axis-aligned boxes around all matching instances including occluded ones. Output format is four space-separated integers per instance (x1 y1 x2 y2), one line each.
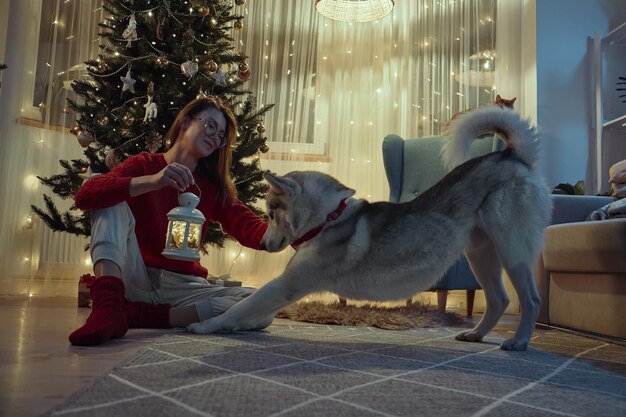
191 116 227 149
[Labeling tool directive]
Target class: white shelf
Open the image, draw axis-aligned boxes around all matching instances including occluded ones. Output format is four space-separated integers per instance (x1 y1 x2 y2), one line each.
592 21 626 194
603 21 626 46
603 113 626 131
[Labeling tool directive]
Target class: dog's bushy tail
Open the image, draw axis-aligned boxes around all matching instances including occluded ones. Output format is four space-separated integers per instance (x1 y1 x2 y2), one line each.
442 106 539 171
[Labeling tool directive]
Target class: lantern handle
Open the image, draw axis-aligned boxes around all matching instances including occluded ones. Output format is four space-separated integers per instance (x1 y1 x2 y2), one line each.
182 182 202 201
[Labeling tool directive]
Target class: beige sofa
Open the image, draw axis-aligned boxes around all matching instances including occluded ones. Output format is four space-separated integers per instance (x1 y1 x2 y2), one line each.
536 195 626 340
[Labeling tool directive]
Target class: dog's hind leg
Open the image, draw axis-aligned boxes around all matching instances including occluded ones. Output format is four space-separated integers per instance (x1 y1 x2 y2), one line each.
455 229 509 344
498 262 540 351
486 223 542 351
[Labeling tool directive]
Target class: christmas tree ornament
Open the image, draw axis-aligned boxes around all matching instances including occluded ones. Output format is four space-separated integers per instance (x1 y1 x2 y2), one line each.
233 18 243 30
147 80 155 96
207 60 218 73
237 62 250 80
213 68 227 86
122 114 135 127
196 89 208 99
104 149 122 170
180 60 198 79
197 5 209 17
122 13 138 47
143 95 158 122
259 143 269 153
162 188 206 261
97 116 109 126
120 69 136 95
257 124 266 134
77 131 95 148
146 131 162 153
69 126 81 136
156 17 165 41
235 0 246 5
78 166 94 180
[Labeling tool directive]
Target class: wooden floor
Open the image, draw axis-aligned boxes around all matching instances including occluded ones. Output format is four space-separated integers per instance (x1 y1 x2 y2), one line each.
0 294 170 417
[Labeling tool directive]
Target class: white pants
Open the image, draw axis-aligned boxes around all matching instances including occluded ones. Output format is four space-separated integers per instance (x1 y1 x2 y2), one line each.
90 202 256 320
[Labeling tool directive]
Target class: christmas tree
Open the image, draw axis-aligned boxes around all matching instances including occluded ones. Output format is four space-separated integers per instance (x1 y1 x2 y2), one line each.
32 0 271 250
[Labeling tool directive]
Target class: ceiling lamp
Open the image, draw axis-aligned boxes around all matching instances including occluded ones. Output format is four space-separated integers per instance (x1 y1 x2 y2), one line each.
315 0 394 23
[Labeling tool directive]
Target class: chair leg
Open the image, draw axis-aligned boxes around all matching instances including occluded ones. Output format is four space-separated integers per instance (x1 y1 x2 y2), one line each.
466 290 476 317
437 290 448 313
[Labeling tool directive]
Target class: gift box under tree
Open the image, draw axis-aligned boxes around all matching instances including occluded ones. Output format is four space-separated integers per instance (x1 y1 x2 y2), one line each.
78 273 95 308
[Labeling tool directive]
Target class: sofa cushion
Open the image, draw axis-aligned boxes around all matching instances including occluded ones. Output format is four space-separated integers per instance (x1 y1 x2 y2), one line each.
543 219 626 273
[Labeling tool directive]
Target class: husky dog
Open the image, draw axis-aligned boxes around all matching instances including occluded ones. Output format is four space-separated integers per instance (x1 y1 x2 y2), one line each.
188 107 552 351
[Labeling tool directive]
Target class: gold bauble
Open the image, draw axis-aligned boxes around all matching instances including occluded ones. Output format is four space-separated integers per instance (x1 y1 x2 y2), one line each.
235 0 246 5
207 60 218 73
257 124 266 134
198 6 209 16
233 19 243 30
259 143 269 153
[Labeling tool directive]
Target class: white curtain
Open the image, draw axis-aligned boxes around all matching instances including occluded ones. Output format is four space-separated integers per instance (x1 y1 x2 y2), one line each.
0 0 500 295
218 0 498 288
0 0 102 295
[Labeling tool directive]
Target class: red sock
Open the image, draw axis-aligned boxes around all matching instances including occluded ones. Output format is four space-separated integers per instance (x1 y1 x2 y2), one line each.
125 301 172 328
69 276 127 346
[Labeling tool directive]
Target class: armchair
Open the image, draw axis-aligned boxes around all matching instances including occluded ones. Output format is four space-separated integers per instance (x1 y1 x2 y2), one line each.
381 133 499 316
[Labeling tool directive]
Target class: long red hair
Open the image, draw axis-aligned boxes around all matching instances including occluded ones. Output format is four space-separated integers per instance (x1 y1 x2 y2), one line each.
165 96 237 202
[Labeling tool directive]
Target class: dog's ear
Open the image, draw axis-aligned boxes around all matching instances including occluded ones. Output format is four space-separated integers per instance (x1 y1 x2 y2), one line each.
264 172 301 199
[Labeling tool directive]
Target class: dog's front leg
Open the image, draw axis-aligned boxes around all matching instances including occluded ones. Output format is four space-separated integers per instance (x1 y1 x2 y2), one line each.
187 275 304 334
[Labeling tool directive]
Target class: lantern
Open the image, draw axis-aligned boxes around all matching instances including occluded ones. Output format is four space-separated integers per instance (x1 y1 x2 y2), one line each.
162 191 205 261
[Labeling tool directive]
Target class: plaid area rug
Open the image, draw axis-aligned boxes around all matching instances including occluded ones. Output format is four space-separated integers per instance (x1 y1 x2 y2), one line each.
44 321 626 417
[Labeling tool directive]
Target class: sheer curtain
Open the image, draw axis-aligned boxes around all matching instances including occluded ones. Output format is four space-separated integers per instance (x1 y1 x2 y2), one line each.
0 0 103 294
220 0 497 288
0 0 500 295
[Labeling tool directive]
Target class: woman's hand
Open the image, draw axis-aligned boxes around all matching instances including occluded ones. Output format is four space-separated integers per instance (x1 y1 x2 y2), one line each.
155 163 195 192
129 163 195 197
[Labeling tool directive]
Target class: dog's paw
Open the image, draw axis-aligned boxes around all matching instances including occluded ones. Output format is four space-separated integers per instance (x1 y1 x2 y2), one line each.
455 330 484 343
500 337 529 351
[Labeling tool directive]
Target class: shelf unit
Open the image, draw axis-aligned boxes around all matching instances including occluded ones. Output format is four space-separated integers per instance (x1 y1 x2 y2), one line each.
592 21 626 192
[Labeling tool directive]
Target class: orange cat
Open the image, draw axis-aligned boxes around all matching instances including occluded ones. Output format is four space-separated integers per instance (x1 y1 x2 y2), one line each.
446 95 516 131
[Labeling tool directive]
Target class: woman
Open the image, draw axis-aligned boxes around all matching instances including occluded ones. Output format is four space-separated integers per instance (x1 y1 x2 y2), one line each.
70 96 270 346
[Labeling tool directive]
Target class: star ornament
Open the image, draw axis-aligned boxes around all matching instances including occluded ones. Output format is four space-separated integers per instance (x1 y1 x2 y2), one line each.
213 68 227 87
120 69 136 95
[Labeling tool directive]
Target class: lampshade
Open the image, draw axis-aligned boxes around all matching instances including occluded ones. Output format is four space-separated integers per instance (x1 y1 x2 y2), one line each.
454 50 496 88
315 0 394 23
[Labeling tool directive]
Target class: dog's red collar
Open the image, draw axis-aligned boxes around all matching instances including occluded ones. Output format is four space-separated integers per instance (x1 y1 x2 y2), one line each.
291 198 348 250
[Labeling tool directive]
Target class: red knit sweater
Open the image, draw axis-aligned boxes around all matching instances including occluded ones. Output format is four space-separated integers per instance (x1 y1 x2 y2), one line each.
75 152 268 278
